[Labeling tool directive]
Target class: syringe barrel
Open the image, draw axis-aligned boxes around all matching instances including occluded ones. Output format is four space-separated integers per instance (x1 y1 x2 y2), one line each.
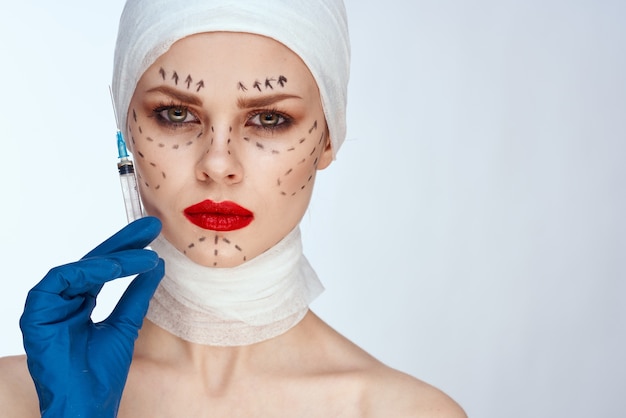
118 161 143 223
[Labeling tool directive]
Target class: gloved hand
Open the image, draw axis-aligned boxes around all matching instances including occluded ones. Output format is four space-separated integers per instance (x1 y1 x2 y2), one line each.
20 216 164 418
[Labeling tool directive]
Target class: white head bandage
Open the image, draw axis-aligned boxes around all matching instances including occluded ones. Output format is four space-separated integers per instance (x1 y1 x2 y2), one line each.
111 0 350 158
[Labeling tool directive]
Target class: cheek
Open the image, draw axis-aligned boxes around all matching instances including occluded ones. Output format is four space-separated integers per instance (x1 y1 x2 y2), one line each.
127 106 204 192
243 119 327 197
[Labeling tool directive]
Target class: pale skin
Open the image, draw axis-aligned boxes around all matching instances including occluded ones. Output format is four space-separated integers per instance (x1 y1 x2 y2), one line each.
0 32 466 417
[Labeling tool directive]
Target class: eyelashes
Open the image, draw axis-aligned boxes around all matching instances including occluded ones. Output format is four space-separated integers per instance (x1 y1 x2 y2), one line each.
152 102 200 128
150 102 293 133
245 108 293 132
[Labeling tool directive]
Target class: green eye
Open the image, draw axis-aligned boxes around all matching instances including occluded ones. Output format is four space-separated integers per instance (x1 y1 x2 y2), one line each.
259 112 281 127
246 111 291 131
153 104 199 126
167 107 189 122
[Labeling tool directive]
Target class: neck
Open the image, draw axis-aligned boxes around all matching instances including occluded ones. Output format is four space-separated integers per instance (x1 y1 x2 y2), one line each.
145 226 324 346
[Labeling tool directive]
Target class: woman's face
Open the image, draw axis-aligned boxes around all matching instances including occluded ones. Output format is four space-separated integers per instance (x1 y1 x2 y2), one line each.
127 32 332 267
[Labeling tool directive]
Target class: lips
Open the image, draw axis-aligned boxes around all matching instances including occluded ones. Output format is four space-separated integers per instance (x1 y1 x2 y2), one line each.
183 200 254 231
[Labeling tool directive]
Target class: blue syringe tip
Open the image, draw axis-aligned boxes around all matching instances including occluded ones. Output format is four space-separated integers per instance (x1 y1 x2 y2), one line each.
116 130 129 159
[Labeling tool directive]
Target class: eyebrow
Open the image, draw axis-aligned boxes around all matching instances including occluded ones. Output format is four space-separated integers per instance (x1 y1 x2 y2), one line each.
237 93 302 109
146 86 203 106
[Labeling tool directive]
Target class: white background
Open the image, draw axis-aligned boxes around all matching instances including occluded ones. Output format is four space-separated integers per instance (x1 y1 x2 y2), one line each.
1 1 624 417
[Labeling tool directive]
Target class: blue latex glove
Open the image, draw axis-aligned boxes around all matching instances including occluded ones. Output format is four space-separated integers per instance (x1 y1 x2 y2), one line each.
20 217 164 417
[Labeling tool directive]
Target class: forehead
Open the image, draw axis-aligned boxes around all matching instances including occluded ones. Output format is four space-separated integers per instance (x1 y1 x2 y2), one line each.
144 32 317 90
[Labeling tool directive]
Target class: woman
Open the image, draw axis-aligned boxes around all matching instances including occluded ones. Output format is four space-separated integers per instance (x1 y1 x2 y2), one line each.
0 0 466 416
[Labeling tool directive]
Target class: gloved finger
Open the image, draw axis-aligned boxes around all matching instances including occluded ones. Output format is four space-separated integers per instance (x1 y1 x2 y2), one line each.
82 216 162 259
20 288 96 351
30 250 160 298
104 258 164 337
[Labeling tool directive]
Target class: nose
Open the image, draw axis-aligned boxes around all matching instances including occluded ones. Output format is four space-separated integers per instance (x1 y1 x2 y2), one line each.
195 126 243 185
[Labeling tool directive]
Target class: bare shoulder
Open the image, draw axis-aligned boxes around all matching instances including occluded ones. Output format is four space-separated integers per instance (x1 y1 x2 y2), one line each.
363 365 467 418
304 313 466 417
0 355 40 418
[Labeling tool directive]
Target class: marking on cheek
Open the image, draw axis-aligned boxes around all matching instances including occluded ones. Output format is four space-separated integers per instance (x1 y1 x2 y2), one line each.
211 126 215 133
277 75 288 87
138 126 143 134
131 136 136 145
172 144 179 149
309 120 318 134
256 142 265 150
299 137 306 144
215 235 219 245
285 168 293 176
223 238 231 244
186 141 193 146
197 131 203 138
243 137 250 142
137 151 145 158
214 249 218 256
146 137 154 142
287 147 295 152
158 143 165 148
253 80 262 92
272 150 280 154
310 147 317 156
133 109 137 122
235 245 242 251
185 75 193 89
159 68 166 80
199 237 206 242
188 243 195 249
238 82 248 91
172 71 179 85
149 162 156 167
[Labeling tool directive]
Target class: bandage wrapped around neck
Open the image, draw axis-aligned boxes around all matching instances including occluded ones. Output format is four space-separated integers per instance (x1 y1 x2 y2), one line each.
111 0 351 158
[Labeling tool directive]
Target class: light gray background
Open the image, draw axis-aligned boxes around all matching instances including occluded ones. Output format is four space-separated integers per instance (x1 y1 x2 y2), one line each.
1 1 624 417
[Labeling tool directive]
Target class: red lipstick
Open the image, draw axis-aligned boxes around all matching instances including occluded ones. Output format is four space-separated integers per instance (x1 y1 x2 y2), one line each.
183 200 254 231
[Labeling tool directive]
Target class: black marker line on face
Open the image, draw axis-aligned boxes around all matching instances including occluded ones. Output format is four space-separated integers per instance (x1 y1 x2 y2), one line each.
131 107 176 191
277 75 287 87
183 233 247 267
185 75 193 89
271 120 324 197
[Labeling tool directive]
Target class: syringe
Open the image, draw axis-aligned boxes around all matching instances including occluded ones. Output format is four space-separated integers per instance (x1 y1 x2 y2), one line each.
109 86 143 223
